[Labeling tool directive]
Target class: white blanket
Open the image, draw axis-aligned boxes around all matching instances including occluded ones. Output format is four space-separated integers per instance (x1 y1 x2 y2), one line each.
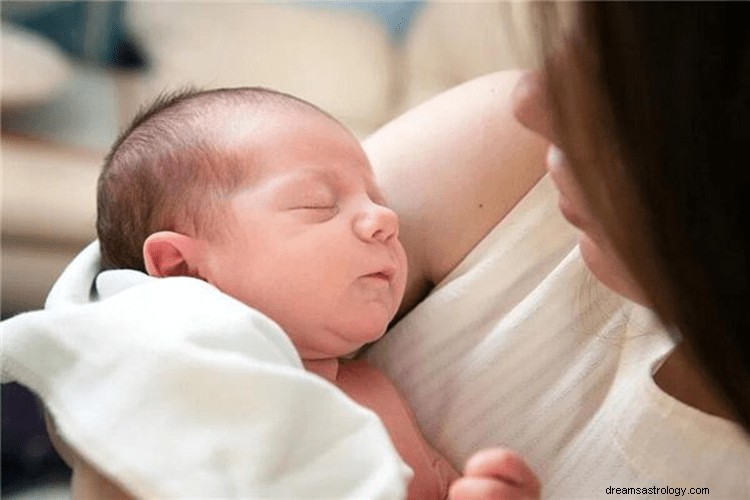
1 242 411 499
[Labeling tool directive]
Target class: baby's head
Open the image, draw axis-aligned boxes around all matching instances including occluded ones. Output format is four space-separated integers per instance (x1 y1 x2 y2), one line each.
98 87 407 358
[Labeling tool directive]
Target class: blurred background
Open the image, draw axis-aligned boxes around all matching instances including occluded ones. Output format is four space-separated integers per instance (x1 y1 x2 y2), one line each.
1 1 532 497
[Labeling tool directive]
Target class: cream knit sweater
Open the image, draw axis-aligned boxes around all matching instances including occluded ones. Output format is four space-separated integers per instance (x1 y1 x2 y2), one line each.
366 176 750 499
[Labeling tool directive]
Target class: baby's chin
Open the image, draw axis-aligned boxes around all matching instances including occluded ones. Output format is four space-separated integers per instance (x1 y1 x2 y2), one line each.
344 323 388 350
292 321 388 360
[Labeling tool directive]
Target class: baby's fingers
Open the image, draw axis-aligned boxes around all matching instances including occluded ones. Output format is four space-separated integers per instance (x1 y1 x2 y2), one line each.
463 448 540 497
448 476 534 500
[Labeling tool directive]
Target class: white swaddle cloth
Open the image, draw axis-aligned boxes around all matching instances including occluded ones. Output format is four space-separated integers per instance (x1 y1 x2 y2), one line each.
2 242 411 499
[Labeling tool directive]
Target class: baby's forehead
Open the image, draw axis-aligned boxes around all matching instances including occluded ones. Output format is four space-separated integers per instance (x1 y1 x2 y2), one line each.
203 98 331 138
246 158 380 200
206 105 370 171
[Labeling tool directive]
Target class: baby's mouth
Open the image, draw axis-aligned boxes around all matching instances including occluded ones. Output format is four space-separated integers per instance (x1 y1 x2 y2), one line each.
362 267 395 283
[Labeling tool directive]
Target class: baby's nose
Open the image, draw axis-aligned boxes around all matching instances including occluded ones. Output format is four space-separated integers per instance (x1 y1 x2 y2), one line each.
355 203 399 243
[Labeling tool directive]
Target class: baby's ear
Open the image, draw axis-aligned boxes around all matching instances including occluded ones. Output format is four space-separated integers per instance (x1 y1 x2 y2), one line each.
143 231 203 278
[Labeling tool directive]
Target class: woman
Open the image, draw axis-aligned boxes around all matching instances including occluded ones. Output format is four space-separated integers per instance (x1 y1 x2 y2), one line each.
364 2 750 498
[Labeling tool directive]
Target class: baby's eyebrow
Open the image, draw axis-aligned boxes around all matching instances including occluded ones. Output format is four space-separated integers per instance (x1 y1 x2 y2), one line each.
271 173 335 199
274 166 385 203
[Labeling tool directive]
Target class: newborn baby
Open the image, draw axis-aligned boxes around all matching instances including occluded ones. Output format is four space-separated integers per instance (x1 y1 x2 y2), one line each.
96 87 536 499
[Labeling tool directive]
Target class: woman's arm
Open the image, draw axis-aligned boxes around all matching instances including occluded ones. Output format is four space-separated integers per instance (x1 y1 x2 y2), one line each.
364 70 548 319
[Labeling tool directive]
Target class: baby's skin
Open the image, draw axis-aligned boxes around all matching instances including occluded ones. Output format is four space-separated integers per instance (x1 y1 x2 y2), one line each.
142 102 539 499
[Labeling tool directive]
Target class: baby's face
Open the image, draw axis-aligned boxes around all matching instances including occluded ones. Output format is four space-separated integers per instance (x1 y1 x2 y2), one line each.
202 108 407 359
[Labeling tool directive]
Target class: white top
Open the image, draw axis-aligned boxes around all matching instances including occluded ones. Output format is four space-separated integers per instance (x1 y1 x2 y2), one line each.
365 175 750 498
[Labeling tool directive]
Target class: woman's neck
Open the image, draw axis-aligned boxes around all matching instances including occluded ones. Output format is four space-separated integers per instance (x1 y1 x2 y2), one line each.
654 344 736 422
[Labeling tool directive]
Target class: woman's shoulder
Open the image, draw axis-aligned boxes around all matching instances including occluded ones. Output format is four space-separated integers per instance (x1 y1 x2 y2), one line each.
364 71 548 318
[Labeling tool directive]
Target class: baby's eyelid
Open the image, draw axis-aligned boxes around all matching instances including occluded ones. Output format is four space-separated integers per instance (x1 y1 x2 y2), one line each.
311 204 339 220
289 195 337 210
292 204 337 211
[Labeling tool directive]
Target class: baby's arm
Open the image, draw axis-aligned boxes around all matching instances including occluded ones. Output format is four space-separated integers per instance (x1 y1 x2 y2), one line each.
449 448 541 500
45 414 134 500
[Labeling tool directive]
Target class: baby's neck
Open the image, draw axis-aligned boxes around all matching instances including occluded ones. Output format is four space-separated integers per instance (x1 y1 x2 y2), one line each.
302 358 340 383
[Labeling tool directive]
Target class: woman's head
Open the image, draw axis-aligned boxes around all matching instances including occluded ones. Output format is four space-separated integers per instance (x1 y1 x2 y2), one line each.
515 3 750 428
513 78 648 307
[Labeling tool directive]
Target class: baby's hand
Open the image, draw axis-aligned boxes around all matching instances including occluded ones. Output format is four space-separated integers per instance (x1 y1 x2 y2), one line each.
448 448 540 500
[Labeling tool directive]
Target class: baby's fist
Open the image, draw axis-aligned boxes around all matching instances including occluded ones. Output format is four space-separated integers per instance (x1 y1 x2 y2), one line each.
448 448 540 500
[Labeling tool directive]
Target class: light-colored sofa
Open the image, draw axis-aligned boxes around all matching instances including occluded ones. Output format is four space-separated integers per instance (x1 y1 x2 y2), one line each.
1 1 532 315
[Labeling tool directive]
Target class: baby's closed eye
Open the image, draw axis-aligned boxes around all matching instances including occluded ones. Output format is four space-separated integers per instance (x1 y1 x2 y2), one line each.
289 203 339 222
287 184 336 209
292 203 337 210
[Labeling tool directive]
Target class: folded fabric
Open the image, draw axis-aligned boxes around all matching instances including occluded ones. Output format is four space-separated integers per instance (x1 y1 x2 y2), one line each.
2 241 411 498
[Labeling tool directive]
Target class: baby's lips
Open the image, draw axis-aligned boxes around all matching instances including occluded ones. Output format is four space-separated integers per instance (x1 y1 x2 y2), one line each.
362 265 397 282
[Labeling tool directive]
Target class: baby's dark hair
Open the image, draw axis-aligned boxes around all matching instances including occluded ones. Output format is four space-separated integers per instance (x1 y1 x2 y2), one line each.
97 87 335 272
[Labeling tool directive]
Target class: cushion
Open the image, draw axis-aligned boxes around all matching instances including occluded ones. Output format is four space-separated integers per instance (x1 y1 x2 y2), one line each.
120 3 397 138
400 2 536 111
1 23 71 108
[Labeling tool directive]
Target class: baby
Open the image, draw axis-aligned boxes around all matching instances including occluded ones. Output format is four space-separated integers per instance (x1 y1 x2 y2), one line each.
96 87 538 499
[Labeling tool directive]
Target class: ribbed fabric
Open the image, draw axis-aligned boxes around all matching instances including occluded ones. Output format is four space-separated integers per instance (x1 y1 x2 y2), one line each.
365 175 750 498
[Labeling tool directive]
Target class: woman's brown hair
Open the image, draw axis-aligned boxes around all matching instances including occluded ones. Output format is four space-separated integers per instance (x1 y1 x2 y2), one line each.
538 3 750 428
